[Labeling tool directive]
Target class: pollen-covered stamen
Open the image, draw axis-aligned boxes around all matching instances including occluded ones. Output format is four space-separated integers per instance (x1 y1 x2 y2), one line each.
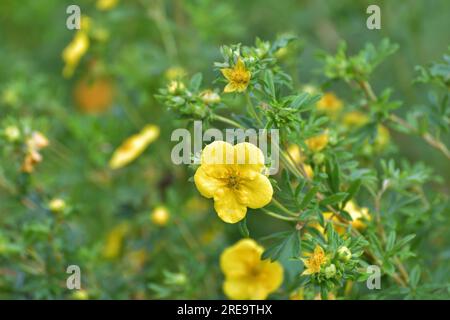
227 174 241 189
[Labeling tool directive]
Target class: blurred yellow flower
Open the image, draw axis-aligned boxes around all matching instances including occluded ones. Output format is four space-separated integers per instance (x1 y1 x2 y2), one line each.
109 124 160 169
287 144 314 179
220 239 283 300
221 58 251 93
301 245 327 275
96 0 119 11
164 66 186 80
48 198 66 213
342 111 390 150
316 92 343 115
62 31 89 78
103 222 129 259
305 132 329 152
314 201 371 236
342 111 369 128
194 141 273 223
27 131 49 150
150 206 170 226
72 289 89 300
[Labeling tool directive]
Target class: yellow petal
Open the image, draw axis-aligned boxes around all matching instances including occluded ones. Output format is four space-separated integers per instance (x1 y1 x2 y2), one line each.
233 142 265 174
223 278 268 300
220 239 262 277
200 140 236 177
259 260 284 292
194 166 226 198
220 68 234 81
237 173 273 209
223 82 237 93
214 188 247 223
109 124 160 169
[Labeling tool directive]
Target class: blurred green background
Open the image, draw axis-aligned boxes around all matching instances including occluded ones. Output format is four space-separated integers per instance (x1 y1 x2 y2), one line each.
0 0 449 299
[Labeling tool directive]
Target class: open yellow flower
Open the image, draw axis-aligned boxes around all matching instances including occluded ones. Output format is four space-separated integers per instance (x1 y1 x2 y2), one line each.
305 132 329 152
220 239 283 300
109 124 160 169
194 141 273 223
220 58 251 93
316 92 343 115
301 245 327 275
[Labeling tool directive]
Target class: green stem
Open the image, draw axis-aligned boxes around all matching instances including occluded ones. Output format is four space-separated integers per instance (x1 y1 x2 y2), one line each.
245 93 262 125
261 208 297 221
271 198 298 217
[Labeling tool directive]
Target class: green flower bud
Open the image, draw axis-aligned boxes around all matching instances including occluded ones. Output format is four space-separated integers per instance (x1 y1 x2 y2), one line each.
337 246 352 262
325 264 336 279
313 152 325 165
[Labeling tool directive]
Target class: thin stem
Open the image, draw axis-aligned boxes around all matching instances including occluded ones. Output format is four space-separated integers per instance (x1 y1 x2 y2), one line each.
271 198 298 217
212 114 244 129
358 80 450 160
246 93 262 125
261 208 297 221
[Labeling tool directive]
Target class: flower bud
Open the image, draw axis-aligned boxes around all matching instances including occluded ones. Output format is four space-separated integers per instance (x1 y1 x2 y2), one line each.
49 198 66 213
4 126 21 142
337 246 352 262
324 264 336 279
151 206 170 226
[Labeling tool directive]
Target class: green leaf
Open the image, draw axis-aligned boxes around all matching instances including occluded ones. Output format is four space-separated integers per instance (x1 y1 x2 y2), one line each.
238 218 250 238
386 231 396 252
393 234 416 251
343 179 362 206
300 186 318 209
263 70 276 99
189 73 202 91
409 265 421 288
261 230 301 262
320 192 348 206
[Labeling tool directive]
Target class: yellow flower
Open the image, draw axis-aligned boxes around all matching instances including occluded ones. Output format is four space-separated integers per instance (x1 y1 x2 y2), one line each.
48 198 66 213
62 31 89 78
344 200 371 230
342 111 369 128
194 141 273 223
96 0 119 11
164 66 186 80
109 124 160 169
305 132 329 152
27 131 49 150
220 239 283 300
102 222 129 259
150 206 170 226
301 245 327 275
220 58 251 93
316 92 343 115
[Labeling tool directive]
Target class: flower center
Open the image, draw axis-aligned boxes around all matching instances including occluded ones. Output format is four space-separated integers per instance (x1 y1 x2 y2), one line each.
227 175 241 189
231 71 248 84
